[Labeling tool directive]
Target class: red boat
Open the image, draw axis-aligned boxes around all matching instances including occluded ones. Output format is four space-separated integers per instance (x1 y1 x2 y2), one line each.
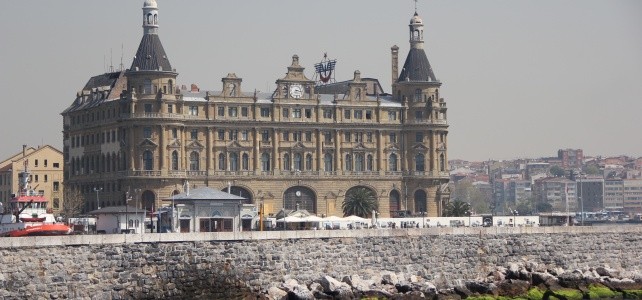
0 160 72 237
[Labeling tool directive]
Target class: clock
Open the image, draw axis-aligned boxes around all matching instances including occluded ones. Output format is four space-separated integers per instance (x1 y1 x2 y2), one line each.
289 84 303 99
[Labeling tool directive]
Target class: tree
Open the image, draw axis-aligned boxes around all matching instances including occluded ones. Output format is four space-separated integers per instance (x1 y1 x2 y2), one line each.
535 201 553 213
549 165 565 177
60 186 85 221
342 187 378 218
515 197 535 215
583 164 600 176
443 200 471 217
451 180 492 214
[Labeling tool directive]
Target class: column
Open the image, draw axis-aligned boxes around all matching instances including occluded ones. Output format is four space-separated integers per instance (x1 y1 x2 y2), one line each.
253 128 260 172
129 126 136 170
159 125 165 170
316 129 322 171
334 129 341 172
272 128 279 172
377 130 384 172
206 127 213 173
430 130 436 172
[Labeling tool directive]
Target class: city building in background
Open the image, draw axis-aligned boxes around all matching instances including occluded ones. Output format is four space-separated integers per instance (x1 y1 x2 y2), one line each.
0 145 64 213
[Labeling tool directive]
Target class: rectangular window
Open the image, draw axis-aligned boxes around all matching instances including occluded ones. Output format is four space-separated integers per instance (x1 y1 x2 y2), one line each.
367 132 373 143
416 132 424 143
354 110 363 119
228 107 238 117
355 132 363 142
293 131 302 142
283 108 289 118
53 198 60 209
344 109 351 119
305 108 312 118
260 107 271 117
218 107 225 117
44 160 48 167
229 130 238 141
345 132 352 142
305 131 312 142
415 111 423 120
283 131 290 141
293 109 302 118
53 163 59 168
191 129 198 140
167 104 173 114
365 110 372 120
388 110 397 121
35 160 38 167
143 127 152 139
218 129 225 140
53 181 60 191
172 128 178 139
35 175 38 182
262 130 270 142
241 107 248 117
189 106 198 116
241 130 249 141
44 175 48 182
144 103 153 113
390 133 397 143
324 131 332 143
323 109 333 119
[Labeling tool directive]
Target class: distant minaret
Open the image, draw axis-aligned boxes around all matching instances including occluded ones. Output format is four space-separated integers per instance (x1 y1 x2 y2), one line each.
391 45 399 84
143 0 159 35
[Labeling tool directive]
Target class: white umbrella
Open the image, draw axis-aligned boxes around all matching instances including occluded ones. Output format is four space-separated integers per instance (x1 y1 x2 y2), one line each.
277 216 304 223
344 215 367 222
323 215 343 222
302 215 323 222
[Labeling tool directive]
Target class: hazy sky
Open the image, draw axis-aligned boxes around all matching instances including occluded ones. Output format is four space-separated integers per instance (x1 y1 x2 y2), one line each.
1 1 641 162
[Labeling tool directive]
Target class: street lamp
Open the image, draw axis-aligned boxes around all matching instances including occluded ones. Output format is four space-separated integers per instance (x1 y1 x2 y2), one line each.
93 187 103 209
126 192 132 234
579 172 584 226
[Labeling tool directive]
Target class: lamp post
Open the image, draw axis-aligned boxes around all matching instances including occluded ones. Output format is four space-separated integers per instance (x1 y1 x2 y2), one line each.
126 192 131 234
93 187 103 209
133 188 141 234
579 172 584 226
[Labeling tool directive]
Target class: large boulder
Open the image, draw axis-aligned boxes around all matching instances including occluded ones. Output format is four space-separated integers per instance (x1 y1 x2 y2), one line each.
266 286 287 300
496 279 531 297
286 285 314 300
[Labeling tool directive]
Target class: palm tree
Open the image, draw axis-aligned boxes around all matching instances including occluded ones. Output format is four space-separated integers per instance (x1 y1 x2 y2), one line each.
443 200 471 217
342 187 378 218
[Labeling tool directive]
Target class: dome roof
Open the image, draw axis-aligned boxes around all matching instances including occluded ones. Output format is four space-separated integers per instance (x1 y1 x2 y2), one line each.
410 12 423 25
144 0 157 8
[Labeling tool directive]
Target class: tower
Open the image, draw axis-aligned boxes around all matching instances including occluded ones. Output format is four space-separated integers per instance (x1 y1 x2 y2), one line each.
394 10 450 217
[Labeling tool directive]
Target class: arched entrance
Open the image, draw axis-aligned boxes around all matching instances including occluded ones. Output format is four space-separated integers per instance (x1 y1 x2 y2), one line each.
389 190 401 214
141 190 156 213
283 186 316 213
414 189 427 214
223 186 253 204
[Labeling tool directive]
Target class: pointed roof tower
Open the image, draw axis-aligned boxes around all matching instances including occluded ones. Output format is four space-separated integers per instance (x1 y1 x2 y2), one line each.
397 11 437 82
130 0 173 72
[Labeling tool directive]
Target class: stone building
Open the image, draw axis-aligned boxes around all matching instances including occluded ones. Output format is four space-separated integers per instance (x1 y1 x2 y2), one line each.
0 145 64 214
61 1 450 218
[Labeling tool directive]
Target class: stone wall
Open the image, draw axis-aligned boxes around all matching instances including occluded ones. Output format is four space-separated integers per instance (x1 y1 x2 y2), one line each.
0 226 641 299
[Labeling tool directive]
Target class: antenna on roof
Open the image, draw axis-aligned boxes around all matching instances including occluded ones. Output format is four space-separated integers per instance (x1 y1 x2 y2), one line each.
109 48 114 72
414 0 418 12
120 43 124 72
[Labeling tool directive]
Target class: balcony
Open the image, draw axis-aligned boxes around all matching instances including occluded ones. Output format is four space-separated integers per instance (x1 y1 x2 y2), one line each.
119 113 204 121
114 169 449 180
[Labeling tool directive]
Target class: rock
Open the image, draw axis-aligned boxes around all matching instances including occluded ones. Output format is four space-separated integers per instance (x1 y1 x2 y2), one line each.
266 286 287 300
281 279 298 292
465 281 497 296
507 263 520 279
489 270 505 282
287 285 314 300
395 282 413 294
381 272 399 285
319 276 342 294
308 282 323 294
453 285 472 298
595 267 613 277
496 279 530 297
342 275 372 292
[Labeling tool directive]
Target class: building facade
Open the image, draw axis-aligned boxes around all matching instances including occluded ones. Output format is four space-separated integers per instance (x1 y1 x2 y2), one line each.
61 1 450 218
0 145 64 213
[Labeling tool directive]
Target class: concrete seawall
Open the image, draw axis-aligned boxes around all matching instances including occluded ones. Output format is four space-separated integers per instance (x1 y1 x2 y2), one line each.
1 226 640 298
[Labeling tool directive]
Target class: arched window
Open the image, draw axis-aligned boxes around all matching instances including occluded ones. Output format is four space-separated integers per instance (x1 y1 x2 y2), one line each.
143 150 153 170
415 153 425 172
305 154 313 171
171 151 179 170
389 153 398 171
345 154 353 171
367 154 373 171
147 13 152 25
389 190 401 213
218 153 226 171
440 153 446 172
414 190 427 214
189 152 199 171
230 152 239 171
355 153 364 172
261 153 271 171
242 153 249 170
293 153 302 171
324 153 333 172
283 154 291 171
153 14 157 25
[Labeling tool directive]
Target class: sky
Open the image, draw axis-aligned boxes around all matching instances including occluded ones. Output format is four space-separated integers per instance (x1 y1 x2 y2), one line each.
0 0 641 162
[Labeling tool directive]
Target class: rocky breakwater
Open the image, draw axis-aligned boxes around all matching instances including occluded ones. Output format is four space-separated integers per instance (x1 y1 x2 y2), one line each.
260 262 642 299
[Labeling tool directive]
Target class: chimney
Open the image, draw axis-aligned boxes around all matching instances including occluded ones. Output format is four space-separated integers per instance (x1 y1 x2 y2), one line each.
391 45 399 84
22 144 27 157
190 84 199 92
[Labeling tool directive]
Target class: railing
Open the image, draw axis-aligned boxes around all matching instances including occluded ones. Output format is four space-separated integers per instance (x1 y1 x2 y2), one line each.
115 169 449 179
119 113 204 120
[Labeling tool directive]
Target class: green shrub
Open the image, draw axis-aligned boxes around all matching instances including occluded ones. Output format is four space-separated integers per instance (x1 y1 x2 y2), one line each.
554 289 583 300
526 287 545 300
587 284 621 299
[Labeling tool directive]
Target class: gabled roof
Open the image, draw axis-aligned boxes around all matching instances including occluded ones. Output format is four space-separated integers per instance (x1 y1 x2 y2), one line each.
88 206 147 215
170 187 246 201
130 34 172 71
398 48 437 82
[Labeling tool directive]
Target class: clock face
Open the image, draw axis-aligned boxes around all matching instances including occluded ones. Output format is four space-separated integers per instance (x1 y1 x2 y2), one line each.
289 84 303 99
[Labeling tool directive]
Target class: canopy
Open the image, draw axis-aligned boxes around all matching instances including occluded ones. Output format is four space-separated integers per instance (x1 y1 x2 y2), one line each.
344 215 367 222
302 215 323 222
277 216 305 223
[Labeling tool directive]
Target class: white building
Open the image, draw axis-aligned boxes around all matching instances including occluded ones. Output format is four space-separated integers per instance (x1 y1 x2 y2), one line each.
90 206 146 234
